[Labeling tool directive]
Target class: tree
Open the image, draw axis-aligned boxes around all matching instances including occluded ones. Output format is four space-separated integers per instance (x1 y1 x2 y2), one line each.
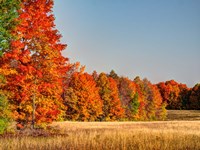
0 0 20 56
118 77 139 120
134 77 166 120
109 70 120 86
142 79 157 120
152 84 166 120
178 83 190 109
188 84 200 110
97 73 124 121
0 78 12 134
0 0 20 132
64 73 103 121
157 80 190 110
166 80 181 109
0 0 69 128
134 76 147 120
129 92 140 118
92 70 98 81
108 77 125 120
109 70 119 80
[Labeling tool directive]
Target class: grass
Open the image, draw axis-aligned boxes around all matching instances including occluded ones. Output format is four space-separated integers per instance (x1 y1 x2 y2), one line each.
0 110 200 150
167 110 200 121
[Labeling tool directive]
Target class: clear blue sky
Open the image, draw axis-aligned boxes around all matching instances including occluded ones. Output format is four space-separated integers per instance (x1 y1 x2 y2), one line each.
53 0 200 87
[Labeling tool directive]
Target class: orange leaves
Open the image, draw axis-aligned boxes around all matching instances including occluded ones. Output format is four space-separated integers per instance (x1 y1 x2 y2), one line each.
0 68 17 76
20 12 30 20
35 98 61 124
97 73 124 121
64 73 103 121
19 50 31 63
15 75 25 83
157 80 185 109
0 0 69 127
3 0 196 125
11 41 24 49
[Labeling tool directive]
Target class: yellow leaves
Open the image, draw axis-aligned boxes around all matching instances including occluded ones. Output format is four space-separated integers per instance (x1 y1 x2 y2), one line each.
25 105 33 114
0 68 18 75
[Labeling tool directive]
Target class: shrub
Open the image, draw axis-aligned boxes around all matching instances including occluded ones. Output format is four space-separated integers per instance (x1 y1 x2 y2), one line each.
0 92 11 134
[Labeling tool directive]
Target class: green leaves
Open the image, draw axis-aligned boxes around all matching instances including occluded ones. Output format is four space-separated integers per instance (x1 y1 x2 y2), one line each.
0 91 11 134
130 92 139 116
0 0 20 54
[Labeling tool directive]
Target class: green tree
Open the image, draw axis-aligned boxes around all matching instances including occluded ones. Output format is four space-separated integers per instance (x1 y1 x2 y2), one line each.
0 92 11 134
0 0 19 133
0 76 11 134
0 0 20 56
129 92 140 117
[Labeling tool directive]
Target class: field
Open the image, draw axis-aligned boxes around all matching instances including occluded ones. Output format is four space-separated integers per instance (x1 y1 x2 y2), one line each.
167 110 200 120
0 110 200 150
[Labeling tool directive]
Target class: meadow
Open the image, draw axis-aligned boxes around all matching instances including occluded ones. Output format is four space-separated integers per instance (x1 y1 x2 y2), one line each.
0 110 200 150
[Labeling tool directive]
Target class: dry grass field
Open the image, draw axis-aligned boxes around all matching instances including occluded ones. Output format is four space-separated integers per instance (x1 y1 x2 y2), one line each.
167 110 200 121
0 110 200 150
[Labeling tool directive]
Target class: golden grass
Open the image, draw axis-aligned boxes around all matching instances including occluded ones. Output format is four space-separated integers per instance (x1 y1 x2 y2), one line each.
167 110 200 121
0 121 200 150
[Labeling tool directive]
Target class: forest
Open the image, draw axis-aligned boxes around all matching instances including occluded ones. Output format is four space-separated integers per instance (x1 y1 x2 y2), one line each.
0 0 200 135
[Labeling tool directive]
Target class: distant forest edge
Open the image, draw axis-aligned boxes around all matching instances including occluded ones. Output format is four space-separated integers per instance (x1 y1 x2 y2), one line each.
0 0 199 134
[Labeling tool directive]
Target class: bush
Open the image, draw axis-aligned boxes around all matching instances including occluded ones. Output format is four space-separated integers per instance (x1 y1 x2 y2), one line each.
0 119 9 134
0 92 11 134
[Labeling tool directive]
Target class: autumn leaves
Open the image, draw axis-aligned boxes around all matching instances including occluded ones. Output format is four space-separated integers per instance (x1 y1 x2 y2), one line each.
0 0 199 132
0 0 68 128
63 71 167 121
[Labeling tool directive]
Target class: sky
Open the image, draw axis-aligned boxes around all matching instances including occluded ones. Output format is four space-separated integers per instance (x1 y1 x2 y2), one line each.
53 0 200 87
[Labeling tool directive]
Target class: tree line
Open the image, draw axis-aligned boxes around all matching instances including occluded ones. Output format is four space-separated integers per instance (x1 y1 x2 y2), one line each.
0 0 199 133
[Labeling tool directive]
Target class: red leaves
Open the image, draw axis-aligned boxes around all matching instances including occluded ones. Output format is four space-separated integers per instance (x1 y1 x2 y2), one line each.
37 71 43 78
157 80 191 110
1 0 69 127
11 41 24 49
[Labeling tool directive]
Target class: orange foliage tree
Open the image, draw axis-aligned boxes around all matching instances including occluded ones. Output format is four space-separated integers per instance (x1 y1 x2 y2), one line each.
133 76 148 120
97 73 124 121
157 80 190 110
0 0 69 128
64 72 103 121
134 77 166 120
